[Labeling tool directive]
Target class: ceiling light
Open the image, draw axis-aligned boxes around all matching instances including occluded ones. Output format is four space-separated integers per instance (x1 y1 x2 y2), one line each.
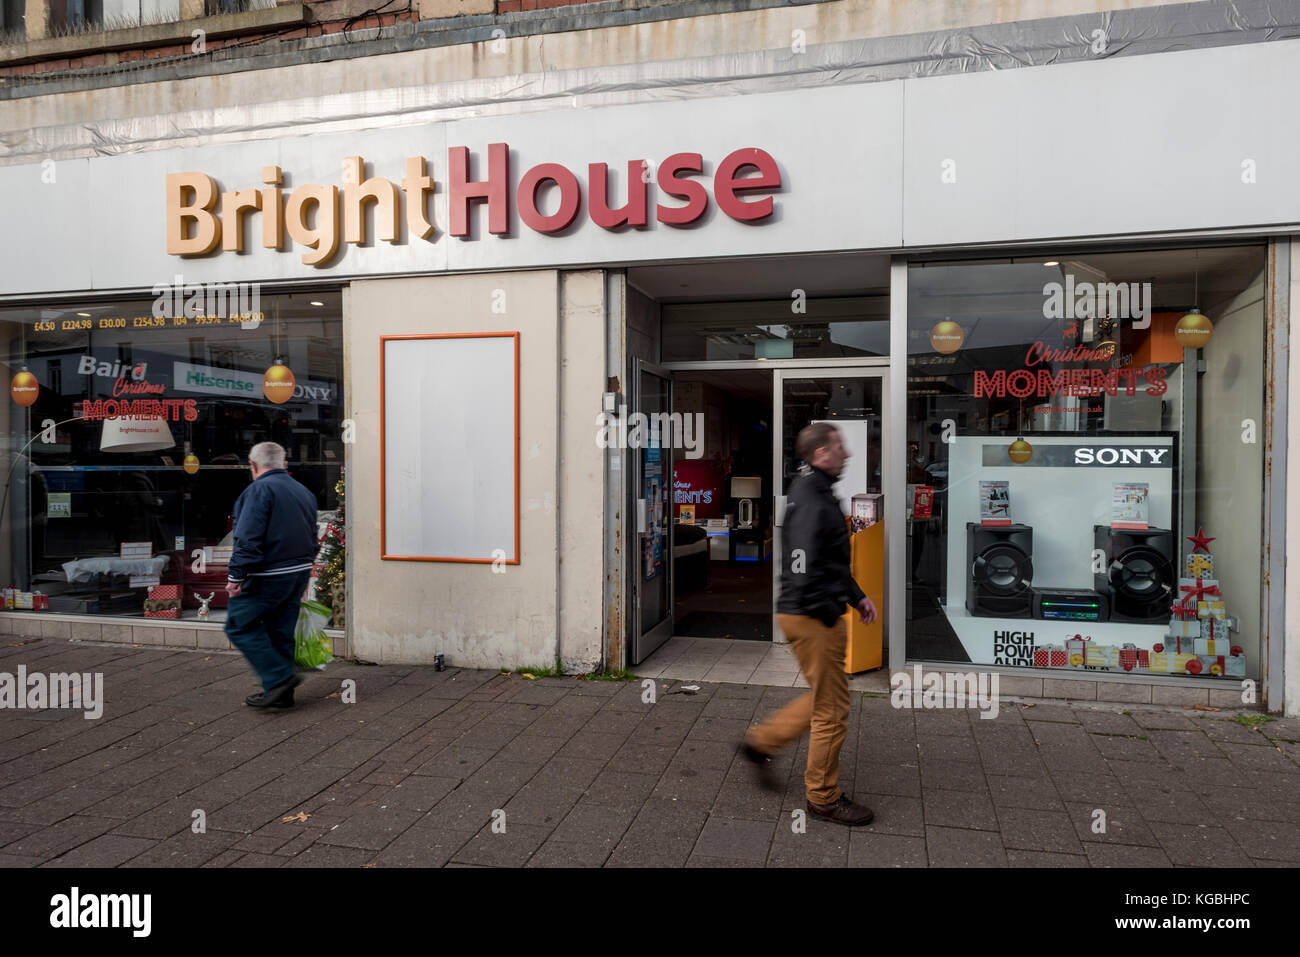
1043 261 1059 268
310 300 324 307
77 312 91 317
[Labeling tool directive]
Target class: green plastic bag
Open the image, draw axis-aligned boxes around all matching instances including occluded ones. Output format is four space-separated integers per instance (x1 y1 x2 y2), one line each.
294 600 334 669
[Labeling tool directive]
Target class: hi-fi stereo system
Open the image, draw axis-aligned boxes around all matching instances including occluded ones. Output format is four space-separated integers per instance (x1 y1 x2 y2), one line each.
965 523 1174 623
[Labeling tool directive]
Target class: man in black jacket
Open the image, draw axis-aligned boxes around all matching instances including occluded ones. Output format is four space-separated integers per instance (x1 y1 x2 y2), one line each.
742 422 878 825
224 442 320 709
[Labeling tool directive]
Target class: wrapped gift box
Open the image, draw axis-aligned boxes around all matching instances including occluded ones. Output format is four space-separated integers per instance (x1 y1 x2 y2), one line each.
147 584 181 601
1118 644 1150 672
1064 636 1092 668
1086 644 1119 668
1186 655 1222 676
1198 600 1227 620
1194 637 1231 656
1184 553 1214 578
143 607 181 620
1168 620 1201 639
1149 652 1198 674
14 591 33 609
1034 646 1068 668
1225 655 1246 677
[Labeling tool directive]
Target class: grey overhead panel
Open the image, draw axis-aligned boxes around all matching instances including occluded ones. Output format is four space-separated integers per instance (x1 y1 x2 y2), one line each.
2 0 1300 161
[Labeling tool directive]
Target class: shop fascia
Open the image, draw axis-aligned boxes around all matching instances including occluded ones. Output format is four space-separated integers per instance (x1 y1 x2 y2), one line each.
166 144 781 267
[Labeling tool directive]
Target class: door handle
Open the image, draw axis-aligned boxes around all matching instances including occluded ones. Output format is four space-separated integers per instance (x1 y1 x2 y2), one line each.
637 499 646 534
774 495 788 527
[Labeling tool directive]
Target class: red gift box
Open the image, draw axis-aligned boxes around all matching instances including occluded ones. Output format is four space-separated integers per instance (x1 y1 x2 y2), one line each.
148 584 181 601
144 608 181 619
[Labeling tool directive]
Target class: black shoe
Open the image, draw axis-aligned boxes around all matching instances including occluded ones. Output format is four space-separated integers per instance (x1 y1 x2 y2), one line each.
739 738 780 792
806 794 874 826
245 674 302 709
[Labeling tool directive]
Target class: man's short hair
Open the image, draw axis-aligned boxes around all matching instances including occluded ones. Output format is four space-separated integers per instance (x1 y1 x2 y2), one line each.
249 442 287 468
796 422 839 463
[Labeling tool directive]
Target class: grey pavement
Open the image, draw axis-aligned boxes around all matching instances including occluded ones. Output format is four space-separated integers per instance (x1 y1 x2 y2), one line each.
1 635 1299 868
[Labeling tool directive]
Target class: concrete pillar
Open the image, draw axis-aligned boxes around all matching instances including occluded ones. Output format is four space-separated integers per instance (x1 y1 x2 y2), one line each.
418 0 492 21
23 0 47 40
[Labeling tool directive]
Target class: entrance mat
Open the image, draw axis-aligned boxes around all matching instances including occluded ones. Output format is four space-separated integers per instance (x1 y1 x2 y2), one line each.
674 611 772 641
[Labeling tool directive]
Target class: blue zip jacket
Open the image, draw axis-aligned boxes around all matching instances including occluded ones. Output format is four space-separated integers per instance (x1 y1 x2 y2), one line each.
226 468 319 583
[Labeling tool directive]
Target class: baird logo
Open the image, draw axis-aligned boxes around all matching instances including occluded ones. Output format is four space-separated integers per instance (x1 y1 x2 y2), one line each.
1074 447 1169 465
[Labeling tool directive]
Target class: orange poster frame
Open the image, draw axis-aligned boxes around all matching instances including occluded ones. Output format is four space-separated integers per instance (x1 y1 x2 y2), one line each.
379 332 520 564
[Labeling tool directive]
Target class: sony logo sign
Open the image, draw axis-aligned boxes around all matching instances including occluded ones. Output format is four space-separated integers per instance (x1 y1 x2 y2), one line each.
1074 447 1169 466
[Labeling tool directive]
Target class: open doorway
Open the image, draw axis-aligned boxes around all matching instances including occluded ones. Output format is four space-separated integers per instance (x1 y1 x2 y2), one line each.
670 369 773 641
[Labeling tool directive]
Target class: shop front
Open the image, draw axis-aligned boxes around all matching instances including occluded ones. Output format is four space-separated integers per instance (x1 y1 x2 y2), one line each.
0 32 1295 711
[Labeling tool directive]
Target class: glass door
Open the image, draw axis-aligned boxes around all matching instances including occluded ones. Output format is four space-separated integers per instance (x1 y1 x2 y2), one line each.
773 369 888 641
630 361 673 664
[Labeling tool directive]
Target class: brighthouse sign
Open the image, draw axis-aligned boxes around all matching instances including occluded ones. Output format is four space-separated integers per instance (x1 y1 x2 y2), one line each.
165 146 781 267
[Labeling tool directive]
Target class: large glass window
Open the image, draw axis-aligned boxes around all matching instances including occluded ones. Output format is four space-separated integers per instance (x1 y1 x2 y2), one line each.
0 291 343 622
906 244 1266 681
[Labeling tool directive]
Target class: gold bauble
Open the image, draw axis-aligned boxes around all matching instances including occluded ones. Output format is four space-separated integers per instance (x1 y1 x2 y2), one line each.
929 320 965 355
263 361 296 404
1008 438 1033 464
10 370 38 407
1174 309 1214 349
183 453 201 475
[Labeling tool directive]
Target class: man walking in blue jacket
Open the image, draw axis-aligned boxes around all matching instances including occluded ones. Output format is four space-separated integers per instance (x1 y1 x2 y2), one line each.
224 441 320 709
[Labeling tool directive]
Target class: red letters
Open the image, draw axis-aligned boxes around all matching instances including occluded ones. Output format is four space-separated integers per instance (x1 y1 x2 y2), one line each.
588 161 649 229
656 153 708 226
517 163 581 233
714 148 781 221
449 143 510 238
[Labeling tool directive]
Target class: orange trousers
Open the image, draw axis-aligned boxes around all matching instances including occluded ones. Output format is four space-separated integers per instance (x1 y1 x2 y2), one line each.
745 613 850 805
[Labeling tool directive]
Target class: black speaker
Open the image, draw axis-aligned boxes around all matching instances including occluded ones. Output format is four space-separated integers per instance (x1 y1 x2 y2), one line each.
1094 526 1175 623
966 523 1034 618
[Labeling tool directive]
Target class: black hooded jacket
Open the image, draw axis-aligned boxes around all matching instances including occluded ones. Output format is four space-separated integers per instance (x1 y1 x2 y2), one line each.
777 466 867 626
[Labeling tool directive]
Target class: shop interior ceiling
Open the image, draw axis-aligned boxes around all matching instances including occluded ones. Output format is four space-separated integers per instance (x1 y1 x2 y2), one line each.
629 252 890 303
9 1 1298 161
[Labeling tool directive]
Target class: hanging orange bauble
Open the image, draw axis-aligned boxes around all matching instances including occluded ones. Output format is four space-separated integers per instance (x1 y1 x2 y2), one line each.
183 453 201 475
929 320 965 355
10 369 38 407
1174 309 1214 349
263 360 296 404
1008 437 1033 464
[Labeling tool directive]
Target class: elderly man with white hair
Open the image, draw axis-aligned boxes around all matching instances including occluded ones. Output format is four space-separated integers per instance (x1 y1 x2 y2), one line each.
224 441 320 709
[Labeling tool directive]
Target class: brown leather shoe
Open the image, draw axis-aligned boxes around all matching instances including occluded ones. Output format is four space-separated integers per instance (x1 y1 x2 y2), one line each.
738 739 780 792
806 795 874 826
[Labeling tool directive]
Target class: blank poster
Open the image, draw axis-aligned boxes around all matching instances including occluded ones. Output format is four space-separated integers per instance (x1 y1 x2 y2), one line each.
382 333 518 562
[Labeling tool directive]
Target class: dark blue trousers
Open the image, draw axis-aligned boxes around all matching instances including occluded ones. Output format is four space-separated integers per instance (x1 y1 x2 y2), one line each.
224 570 311 692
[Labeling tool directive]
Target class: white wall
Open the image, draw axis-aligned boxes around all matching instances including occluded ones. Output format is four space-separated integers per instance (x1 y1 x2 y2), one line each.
1197 269 1265 679
345 268 606 671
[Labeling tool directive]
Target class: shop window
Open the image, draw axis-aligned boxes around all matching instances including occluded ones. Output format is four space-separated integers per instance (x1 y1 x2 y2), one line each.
0 291 343 622
905 245 1266 681
0 0 24 41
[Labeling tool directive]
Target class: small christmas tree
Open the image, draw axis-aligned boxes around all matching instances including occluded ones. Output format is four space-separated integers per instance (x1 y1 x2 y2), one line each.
1166 526 1243 677
315 471 346 625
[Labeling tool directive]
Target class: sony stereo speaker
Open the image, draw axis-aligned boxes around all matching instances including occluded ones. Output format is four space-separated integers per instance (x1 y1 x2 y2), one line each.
1093 525 1175 623
966 523 1034 618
